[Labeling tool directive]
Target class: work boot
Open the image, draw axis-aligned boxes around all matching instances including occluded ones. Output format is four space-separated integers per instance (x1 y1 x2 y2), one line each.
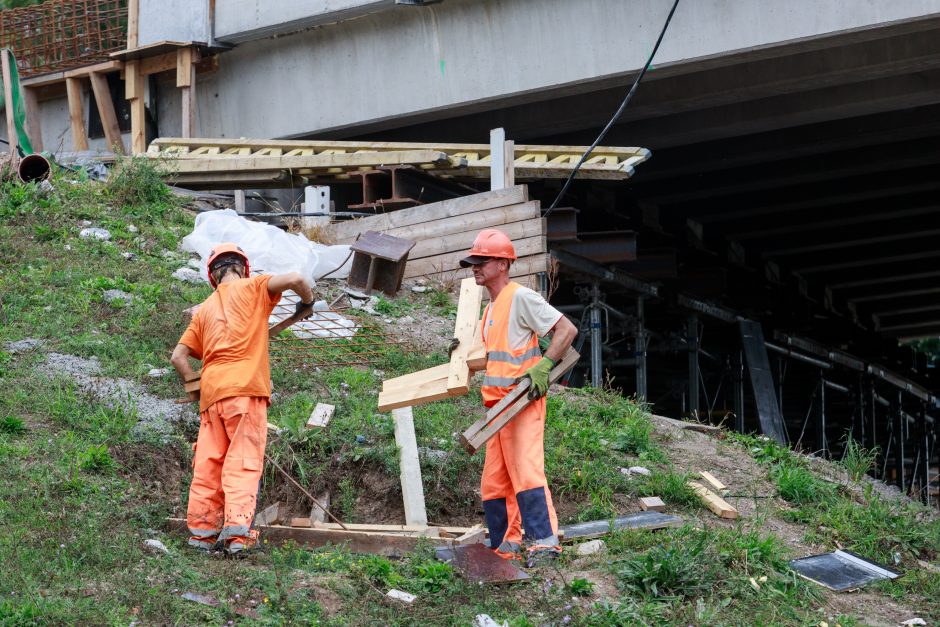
225 529 261 557
188 535 220 552
493 540 522 561
525 544 562 568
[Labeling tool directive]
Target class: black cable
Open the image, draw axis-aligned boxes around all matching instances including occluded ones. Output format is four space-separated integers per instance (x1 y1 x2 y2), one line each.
544 0 682 216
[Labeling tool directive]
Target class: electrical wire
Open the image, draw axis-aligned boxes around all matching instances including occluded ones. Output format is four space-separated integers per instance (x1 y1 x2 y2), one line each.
544 0 682 216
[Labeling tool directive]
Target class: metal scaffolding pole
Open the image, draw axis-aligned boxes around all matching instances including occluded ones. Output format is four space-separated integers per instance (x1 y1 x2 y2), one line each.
817 369 828 457
589 283 603 389
734 350 745 433
635 296 647 401
687 315 699 418
894 390 906 493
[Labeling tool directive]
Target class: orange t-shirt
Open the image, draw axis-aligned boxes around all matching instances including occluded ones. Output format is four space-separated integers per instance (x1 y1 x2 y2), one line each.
178 275 281 412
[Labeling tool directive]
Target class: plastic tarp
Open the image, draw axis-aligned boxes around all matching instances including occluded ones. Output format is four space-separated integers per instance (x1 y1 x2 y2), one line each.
0 48 34 156
181 209 352 284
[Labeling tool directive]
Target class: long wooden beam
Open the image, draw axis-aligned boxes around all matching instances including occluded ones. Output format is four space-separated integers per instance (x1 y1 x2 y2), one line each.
89 72 126 154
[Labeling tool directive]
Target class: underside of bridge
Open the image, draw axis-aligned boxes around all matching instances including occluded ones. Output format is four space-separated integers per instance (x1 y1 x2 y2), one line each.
333 17 940 505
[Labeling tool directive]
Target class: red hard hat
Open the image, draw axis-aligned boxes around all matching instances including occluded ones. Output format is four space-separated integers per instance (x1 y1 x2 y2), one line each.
206 242 250 287
459 229 517 268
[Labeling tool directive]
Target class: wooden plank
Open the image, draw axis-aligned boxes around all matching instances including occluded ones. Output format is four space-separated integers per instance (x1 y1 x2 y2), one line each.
650 414 722 435
382 363 450 394
2 50 17 158
453 525 486 546
125 60 146 154
688 482 738 519
167 518 444 556
306 402 334 429
313 522 434 533
403 236 546 280
638 496 666 512
127 0 139 48
22 86 42 152
291 517 312 527
64 77 88 152
254 501 284 526
19 71 66 88
448 278 484 393
461 348 580 455
379 374 450 412
175 48 193 87
88 72 126 154
408 217 546 261
467 332 487 371
331 201 541 246
137 51 178 76
429 255 549 286
63 60 122 79
392 406 428 526
503 140 515 188
168 151 457 174
490 128 505 190
328 186 528 242
698 471 728 494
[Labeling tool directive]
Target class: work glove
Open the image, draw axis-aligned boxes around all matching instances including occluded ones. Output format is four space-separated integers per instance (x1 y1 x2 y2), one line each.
448 337 460 357
295 301 314 320
517 356 556 400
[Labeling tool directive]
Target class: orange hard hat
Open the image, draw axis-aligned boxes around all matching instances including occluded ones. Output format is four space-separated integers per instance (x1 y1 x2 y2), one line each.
206 242 250 287
459 229 517 268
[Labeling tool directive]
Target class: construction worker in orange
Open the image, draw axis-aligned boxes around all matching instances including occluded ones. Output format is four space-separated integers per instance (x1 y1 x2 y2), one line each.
458 229 577 566
170 243 315 555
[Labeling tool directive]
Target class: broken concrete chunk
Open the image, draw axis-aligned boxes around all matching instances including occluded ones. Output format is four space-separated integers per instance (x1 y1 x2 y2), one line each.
306 403 334 429
627 466 651 476
575 539 606 556
901 619 927 626
474 614 509 627
144 539 168 554
411 285 427 293
147 368 170 378
103 289 133 306
172 268 204 284
386 589 416 604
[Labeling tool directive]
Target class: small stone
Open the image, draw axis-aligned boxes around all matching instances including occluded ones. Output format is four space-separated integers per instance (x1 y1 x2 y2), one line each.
187 258 201 269
122 252 137 261
399 315 415 324
356 435 366 444
147 368 170 378
599 438 609 446
384 318 392 323
103 289 133 306
81 220 92 226
64 244 72 251
627 466 651 476
575 540 606 556
172 267 204 284
127 224 139 233
144 539 168 554
386 589 416 604
474 614 508 627
416 278 427 285
901 619 926 626
79 227 111 241
411 286 427 293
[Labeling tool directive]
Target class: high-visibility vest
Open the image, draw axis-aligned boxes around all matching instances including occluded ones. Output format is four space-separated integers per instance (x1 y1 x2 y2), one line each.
480 282 542 405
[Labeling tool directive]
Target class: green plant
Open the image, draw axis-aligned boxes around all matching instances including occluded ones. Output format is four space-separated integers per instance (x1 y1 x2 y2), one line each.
841 433 879 482
634 468 699 508
354 554 402 588
568 577 595 596
0 415 26 436
410 560 453 593
338 476 357 520
106 156 173 209
771 464 832 505
615 529 717 598
78 444 115 473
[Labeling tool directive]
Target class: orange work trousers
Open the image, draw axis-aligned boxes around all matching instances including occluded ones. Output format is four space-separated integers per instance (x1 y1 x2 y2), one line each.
480 397 559 548
187 396 267 545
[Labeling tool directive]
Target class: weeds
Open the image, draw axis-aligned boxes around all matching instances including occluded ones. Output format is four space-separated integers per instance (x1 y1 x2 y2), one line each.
0 415 26 435
568 577 594 596
840 433 879 482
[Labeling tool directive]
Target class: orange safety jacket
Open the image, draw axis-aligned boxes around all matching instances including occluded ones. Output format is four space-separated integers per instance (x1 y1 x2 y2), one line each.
481 282 543 405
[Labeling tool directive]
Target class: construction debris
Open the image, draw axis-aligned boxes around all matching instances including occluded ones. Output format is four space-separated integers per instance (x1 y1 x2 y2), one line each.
575 539 607 556
559 511 682 541
254 502 284 527
386 589 417 604
698 471 728 495
436 544 530 585
143 539 168 554
638 496 666 512
688 481 738 519
306 403 334 429
789 549 901 591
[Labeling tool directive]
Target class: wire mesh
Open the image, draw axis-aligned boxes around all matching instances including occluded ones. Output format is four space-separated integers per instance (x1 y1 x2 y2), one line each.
269 295 401 368
0 0 127 77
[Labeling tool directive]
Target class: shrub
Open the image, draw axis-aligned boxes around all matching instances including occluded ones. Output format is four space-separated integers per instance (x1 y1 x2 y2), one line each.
840 433 879 482
0 415 26 435
78 444 115 473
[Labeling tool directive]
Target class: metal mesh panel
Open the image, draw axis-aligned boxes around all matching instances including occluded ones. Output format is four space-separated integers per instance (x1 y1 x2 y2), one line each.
0 0 127 77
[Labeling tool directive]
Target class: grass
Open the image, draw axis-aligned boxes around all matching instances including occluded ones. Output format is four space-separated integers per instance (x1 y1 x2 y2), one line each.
1 165 938 625
840 432 879 482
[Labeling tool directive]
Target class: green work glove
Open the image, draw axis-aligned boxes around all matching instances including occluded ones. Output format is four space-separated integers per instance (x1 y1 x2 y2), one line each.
519 356 556 400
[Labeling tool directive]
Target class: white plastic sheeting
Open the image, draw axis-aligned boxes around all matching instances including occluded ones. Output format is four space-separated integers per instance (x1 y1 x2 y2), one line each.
181 209 352 284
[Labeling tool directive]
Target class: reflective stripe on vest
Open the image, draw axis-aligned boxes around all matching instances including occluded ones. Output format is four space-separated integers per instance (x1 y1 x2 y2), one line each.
481 282 542 404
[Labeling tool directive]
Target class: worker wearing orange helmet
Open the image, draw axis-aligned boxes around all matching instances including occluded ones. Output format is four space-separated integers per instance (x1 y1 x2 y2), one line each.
458 229 577 565
170 243 315 555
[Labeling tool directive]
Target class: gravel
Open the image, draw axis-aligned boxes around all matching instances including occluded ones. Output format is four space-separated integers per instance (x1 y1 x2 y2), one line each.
36 352 194 438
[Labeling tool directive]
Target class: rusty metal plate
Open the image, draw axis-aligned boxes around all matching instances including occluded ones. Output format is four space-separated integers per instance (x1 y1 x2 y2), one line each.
435 544 530 585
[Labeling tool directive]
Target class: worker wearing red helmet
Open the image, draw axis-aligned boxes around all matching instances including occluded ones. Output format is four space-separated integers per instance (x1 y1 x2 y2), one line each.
458 229 577 565
170 243 315 555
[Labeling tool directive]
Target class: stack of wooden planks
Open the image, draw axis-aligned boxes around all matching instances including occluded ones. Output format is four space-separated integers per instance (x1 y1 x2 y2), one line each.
327 185 547 291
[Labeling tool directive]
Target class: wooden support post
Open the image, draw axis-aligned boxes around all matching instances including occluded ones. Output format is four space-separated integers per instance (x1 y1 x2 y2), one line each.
234 189 246 212
392 406 427 526
125 60 146 154
2 49 18 159
88 72 126 154
447 277 484 393
177 48 195 138
127 0 139 49
22 85 41 152
503 139 515 188
489 127 505 190
65 77 88 151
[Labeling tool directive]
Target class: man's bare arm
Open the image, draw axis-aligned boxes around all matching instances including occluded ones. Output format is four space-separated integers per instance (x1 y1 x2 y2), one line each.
543 316 578 363
170 343 199 381
267 272 314 304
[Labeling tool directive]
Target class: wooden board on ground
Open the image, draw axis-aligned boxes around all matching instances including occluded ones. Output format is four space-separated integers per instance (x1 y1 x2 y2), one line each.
306 403 334 429
559 511 683 541
452 525 486 546
638 496 666 512
392 406 428 526
166 518 448 556
435 543 530 585
688 481 738 519
650 414 723 435
698 471 728 494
